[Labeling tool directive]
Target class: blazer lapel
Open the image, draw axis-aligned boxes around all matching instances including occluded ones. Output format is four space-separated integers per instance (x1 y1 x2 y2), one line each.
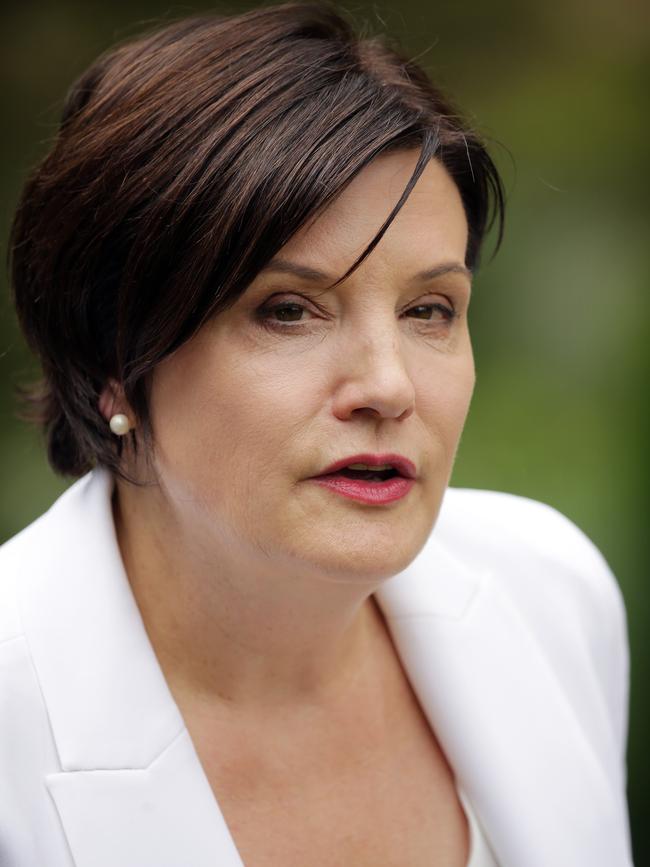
16 468 629 866
44 729 244 867
17 469 245 867
374 537 632 867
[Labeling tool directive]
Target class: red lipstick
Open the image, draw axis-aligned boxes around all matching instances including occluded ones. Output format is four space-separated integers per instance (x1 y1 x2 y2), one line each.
308 453 417 505
316 453 417 479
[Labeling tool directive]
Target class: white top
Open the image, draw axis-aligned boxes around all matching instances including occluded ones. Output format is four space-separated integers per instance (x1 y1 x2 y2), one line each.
0 469 633 866
458 785 500 866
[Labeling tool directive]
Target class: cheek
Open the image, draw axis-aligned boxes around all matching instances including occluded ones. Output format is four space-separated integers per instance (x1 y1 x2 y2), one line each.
148 340 312 498
420 352 475 450
450 353 476 421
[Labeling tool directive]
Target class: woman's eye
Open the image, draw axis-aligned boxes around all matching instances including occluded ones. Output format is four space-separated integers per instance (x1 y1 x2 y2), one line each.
259 302 307 323
407 303 457 323
255 298 457 329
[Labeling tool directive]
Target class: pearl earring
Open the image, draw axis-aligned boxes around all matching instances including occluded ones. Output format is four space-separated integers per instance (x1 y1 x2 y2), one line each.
109 413 131 436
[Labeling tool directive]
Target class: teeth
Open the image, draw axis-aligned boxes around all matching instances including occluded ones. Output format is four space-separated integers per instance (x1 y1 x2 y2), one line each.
346 463 393 471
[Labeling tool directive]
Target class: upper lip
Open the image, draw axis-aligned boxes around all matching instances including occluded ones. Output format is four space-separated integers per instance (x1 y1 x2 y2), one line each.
314 453 417 479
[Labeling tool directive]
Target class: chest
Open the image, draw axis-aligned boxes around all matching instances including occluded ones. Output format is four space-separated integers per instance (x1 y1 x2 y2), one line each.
183 684 470 867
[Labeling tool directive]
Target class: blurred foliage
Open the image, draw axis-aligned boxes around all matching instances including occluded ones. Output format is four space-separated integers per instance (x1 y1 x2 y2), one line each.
1 0 648 860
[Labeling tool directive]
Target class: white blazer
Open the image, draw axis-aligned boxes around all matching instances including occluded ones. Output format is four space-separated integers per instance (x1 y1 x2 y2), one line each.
0 467 633 866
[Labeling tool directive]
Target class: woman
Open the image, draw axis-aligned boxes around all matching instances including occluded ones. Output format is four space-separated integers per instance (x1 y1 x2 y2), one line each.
0 3 632 865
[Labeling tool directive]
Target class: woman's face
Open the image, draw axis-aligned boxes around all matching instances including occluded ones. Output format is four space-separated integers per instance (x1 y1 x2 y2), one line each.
143 150 474 584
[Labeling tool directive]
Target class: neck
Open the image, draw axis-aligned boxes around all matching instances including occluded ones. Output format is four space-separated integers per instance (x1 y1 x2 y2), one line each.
112 479 391 716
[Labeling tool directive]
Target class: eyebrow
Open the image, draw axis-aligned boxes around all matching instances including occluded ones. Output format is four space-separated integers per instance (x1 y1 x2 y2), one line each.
261 257 473 283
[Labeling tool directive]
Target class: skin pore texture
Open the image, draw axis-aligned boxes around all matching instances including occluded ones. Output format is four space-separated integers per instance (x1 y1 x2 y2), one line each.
101 147 474 777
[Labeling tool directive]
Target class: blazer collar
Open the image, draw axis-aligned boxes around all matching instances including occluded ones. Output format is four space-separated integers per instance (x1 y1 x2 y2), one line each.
16 468 629 866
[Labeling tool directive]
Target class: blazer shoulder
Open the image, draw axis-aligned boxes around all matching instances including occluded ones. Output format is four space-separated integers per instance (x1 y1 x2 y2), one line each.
0 523 71 866
0 475 83 644
439 486 624 608
439 486 630 763
0 520 38 645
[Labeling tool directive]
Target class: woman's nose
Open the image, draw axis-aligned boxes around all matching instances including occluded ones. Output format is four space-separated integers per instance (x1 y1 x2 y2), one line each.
330 327 416 422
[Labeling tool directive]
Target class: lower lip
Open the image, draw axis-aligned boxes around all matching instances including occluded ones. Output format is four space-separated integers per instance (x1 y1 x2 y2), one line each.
308 474 416 504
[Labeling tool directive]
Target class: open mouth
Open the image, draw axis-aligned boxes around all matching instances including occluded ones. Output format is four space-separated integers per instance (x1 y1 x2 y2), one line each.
329 467 400 482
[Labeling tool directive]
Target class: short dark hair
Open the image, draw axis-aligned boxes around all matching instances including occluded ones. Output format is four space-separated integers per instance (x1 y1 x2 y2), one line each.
8 0 506 481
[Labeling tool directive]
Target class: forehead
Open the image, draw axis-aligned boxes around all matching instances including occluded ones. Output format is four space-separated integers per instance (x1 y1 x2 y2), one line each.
276 151 469 277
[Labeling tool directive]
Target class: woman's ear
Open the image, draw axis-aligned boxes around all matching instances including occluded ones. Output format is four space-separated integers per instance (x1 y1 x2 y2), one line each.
98 378 133 426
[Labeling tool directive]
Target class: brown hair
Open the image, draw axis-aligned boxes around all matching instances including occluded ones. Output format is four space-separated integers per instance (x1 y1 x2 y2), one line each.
8 0 506 481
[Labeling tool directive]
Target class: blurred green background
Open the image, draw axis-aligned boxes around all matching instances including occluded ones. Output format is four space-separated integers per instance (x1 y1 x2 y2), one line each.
1 0 647 860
